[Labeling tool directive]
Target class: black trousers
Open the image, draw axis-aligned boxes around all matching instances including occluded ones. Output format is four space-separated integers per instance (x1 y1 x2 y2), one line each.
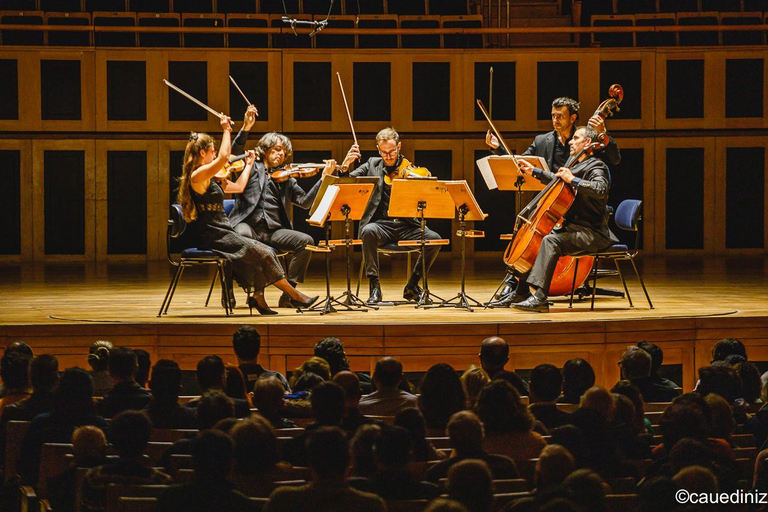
234 223 313 284
360 219 442 280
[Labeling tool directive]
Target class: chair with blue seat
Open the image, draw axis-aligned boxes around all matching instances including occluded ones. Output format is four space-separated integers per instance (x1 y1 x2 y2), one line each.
158 203 233 317
568 199 653 310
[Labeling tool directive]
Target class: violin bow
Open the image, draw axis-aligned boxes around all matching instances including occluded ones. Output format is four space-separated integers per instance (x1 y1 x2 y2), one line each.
488 66 494 119
163 79 234 126
336 72 358 147
477 98 520 169
228 75 258 115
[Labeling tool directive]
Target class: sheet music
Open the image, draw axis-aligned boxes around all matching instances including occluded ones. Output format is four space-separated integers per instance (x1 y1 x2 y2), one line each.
475 156 498 190
516 155 550 173
308 184 339 227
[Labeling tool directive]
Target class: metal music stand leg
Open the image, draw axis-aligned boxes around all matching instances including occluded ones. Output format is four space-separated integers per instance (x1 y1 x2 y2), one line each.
332 207 376 311
414 202 444 308
484 179 524 308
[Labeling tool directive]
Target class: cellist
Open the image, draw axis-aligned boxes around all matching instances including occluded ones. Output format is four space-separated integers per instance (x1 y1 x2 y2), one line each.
503 125 619 313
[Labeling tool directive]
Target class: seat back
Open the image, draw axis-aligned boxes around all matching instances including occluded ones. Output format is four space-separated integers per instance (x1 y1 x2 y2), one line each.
614 199 642 232
223 199 236 216
169 204 187 238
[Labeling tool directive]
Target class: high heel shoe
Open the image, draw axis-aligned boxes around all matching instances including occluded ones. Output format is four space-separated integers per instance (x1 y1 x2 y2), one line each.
247 296 278 316
289 295 320 309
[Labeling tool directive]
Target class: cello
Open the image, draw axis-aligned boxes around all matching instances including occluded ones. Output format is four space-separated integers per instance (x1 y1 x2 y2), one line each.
502 85 624 295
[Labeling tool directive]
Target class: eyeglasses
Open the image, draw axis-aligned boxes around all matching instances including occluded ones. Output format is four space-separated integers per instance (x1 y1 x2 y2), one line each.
378 147 399 158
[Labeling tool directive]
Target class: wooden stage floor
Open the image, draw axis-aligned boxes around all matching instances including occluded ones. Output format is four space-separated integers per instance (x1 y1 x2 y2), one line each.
1 255 767 391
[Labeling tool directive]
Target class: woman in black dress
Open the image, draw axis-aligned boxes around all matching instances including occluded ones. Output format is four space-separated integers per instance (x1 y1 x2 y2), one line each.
177 116 321 315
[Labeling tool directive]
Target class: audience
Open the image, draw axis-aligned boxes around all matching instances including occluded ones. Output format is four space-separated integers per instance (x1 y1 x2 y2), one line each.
637 340 679 391
185 355 251 417
87 340 113 397
425 499 470 512
711 338 746 363
528 363 572 429
96 347 152 418
265 427 386 512
535 444 576 493
232 325 291 392
333 370 376 433
460 365 490 409
134 349 151 388
561 469 609 512
2 353 58 422
47 425 108 512
225 363 253 407
349 423 382 478
229 415 287 497
697 363 743 405
734 360 762 404
80 411 172 512
251 376 297 428
359 357 418 416
619 346 678 402
419 363 466 435
395 407 445 461
144 359 196 429
478 336 528 396
559 358 595 404
611 380 651 434
315 337 375 394
0 350 32 415
446 459 493 512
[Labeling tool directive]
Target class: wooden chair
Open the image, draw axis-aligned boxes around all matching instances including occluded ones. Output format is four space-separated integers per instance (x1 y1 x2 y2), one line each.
643 402 672 413
439 478 529 493
4 420 30 482
105 484 170 512
149 428 197 443
115 497 157 512
425 437 451 449
276 428 305 438
516 459 538 487
492 492 534 510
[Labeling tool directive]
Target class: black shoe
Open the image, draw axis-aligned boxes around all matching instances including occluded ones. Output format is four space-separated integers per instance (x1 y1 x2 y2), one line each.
496 274 517 299
290 295 320 309
488 290 530 308
221 289 236 310
367 281 383 304
278 292 292 308
247 296 278 315
403 283 423 302
513 295 550 313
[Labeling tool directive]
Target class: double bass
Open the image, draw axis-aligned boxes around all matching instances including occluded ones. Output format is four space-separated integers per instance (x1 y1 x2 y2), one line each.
502 85 624 296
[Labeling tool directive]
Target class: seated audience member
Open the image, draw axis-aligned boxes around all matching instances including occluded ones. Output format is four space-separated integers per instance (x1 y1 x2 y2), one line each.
535 444 576 493
0 350 32 416
548 425 590 470
333 370 376 434
637 476 680 512
703 393 735 443
673 465 718 495
252 376 297 428
47 425 108 512
156 430 258 512
734 360 762 405
619 346 678 402
96 347 152 418
559 358 595 404
561 469 609 512
528 363 572 429
2 353 58 422
419 363 466 435
349 425 441 500
230 415 289 497
711 338 746 363
292 372 324 393
611 393 651 460
134 349 151 388
426 410 519 482
185 355 250 418
666 438 739 493
611 380 651 434
475 380 546 462
80 411 172 512
144 359 197 429
425 499 470 512
479 336 528 396
315 337 374 394
637 340 679 391
460 365 490 409
87 341 113 397
19 368 109 486
697 363 743 405
233 326 291 392
350 423 382 478
395 407 445 461
281 381 346 466
265 427 386 512
446 459 493 512
359 357 418 416
744 391 768 449
225 363 253 407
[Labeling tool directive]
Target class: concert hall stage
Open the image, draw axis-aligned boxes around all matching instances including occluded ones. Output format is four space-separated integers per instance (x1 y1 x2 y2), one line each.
1 256 767 393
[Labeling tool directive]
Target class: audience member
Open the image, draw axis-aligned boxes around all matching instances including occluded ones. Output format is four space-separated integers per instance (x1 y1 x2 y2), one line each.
611 380 651 434
156 430 259 512
265 427 386 512
185 355 250 417
18 368 109 486
359 357 418 416
315 337 375 394
703 393 735 442
419 363 466 435
395 407 445 461
230 415 288 497
559 359 595 404
447 459 493 512
144 359 196 429
475 380 546 461
232 326 291 392
734 360 762 404
225 363 253 407
252 376 297 428
697 363 743 405
96 347 152 418
479 336 528 396
0 350 32 416
87 340 113 396
349 425 441 500
292 371 325 393
350 423 382 478
656 394 712 456
47 425 108 512
611 393 651 460
535 444 575 493
619 346 678 402
333 370 376 434
4 340 33 357
672 465 718 494
426 410 519 482
425 499 470 512
460 365 490 409
290 357 332 390
637 340 679 391
80 411 172 512
561 469 608 512
548 425 590 469
711 338 746 362
2 353 58 422
637 476 680 512
528 364 571 429
134 349 151 388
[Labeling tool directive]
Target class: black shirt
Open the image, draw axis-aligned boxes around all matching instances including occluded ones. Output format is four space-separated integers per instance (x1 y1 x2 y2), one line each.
249 176 286 232
96 381 152 418
371 173 394 222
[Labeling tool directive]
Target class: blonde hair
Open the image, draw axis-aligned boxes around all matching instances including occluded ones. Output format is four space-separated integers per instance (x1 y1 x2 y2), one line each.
376 127 399 145
177 132 215 222
461 365 490 409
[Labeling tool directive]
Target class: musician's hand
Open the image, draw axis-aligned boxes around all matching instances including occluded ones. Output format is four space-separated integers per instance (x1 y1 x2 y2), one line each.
322 159 337 177
243 105 258 131
518 159 534 176
587 115 607 134
220 115 232 131
245 150 257 165
556 167 575 184
485 130 499 150
342 144 361 170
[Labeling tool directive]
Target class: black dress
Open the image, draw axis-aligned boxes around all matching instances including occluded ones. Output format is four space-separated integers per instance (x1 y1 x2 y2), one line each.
191 180 284 292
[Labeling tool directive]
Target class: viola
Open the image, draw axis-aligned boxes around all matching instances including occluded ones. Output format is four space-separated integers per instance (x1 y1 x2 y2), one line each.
384 157 432 185
269 163 327 183
214 153 248 180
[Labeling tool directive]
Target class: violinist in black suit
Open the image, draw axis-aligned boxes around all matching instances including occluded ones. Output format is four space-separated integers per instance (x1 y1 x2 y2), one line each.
229 106 335 308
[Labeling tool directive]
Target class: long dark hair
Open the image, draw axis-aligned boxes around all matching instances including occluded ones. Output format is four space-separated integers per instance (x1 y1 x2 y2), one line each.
177 132 215 222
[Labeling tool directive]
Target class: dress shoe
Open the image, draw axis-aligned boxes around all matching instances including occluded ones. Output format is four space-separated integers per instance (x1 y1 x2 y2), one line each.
513 295 550 313
290 295 320 309
247 296 278 315
278 292 292 308
496 274 517 299
487 290 529 308
403 283 423 302
221 289 236 310
367 281 383 304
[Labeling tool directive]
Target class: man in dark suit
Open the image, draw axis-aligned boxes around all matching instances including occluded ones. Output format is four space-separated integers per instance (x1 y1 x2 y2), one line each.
340 127 443 304
228 106 333 307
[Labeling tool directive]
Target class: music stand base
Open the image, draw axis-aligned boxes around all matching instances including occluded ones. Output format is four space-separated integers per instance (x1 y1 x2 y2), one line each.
427 292 483 312
334 291 376 310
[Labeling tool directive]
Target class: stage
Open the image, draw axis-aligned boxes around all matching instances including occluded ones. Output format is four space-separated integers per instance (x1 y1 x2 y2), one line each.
1 255 767 392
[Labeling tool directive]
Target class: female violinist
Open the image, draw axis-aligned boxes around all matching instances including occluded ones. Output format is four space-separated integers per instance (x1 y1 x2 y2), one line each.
177 115 319 315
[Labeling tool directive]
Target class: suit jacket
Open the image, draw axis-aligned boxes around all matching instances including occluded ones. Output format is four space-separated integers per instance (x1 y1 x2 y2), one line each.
497 128 621 171
348 156 418 230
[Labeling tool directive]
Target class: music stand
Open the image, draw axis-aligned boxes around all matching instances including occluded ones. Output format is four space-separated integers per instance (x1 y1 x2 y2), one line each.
425 181 487 312
388 179 453 307
306 182 375 314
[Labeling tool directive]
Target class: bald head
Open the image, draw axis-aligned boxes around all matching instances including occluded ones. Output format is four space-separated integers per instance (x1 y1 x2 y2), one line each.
373 357 403 389
479 336 509 375
333 370 362 406
580 386 615 422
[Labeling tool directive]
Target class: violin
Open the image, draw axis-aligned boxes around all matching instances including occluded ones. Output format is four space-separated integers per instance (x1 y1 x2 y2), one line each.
384 157 431 185
269 163 327 183
214 153 249 180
